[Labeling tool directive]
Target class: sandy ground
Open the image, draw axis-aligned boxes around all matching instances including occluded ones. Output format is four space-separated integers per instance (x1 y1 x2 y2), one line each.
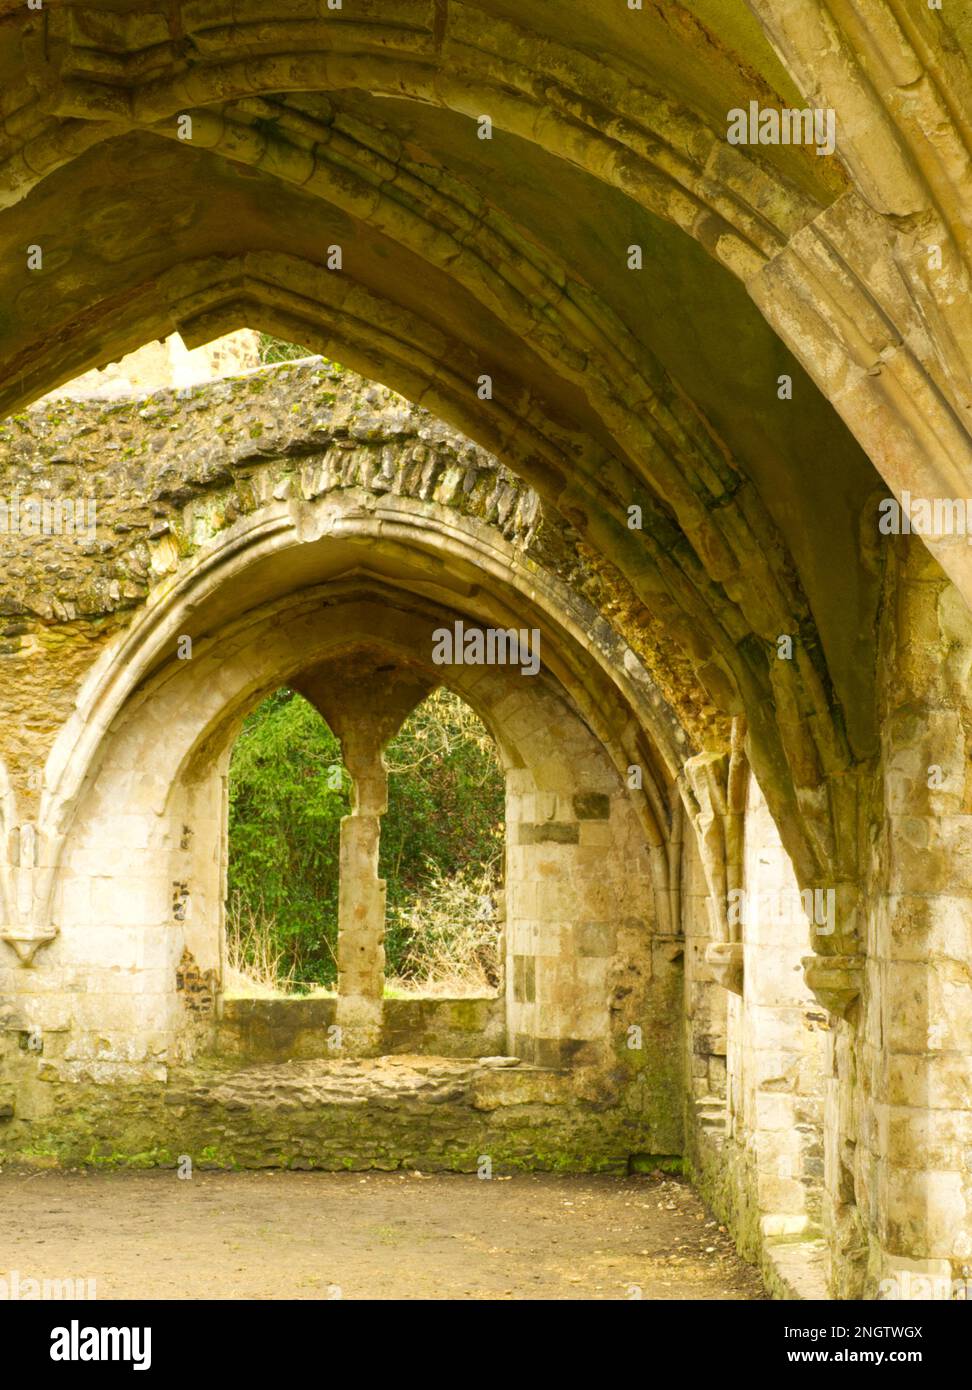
0 1168 766 1301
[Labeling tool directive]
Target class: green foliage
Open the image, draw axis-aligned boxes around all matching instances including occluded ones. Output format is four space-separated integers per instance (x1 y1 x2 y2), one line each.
227 688 349 988
381 688 504 980
256 334 344 374
226 686 504 991
256 334 313 364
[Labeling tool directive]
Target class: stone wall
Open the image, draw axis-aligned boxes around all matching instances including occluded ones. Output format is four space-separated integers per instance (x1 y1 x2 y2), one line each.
0 1054 672 1176
38 330 263 403
832 536 972 1299
5 354 972 1298
0 360 686 1185
686 775 828 1297
212 996 506 1063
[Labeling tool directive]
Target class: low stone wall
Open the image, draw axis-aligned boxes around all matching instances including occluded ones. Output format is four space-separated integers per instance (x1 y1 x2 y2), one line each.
381 997 505 1058
0 1055 679 1175
216 995 505 1062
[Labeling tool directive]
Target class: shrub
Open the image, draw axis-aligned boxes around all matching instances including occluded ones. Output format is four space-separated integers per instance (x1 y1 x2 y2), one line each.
226 688 348 989
386 860 502 996
256 334 313 364
226 686 504 992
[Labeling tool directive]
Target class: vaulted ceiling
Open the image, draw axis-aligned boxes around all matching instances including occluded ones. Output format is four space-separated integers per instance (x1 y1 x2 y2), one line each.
1 0 970 902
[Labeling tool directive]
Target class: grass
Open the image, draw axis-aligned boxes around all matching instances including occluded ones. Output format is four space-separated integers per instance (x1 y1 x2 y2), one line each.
225 864 502 1000
385 861 502 997
224 895 296 997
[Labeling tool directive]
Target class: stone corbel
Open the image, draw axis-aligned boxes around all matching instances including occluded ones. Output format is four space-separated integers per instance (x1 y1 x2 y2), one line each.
705 940 745 994
802 953 864 1021
800 880 864 1018
1 823 58 966
1 926 58 966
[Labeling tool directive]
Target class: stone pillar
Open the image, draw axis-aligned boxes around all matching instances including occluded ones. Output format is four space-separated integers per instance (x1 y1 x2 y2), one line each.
687 719 748 995
856 536 972 1298
734 775 827 1248
294 657 433 1058
335 743 387 1053
500 686 650 1071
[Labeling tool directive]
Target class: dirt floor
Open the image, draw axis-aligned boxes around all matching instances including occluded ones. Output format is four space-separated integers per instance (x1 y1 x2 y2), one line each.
0 1167 766 1300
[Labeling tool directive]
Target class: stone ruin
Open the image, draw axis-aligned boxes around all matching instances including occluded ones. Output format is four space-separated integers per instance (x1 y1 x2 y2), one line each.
0 0 971 1303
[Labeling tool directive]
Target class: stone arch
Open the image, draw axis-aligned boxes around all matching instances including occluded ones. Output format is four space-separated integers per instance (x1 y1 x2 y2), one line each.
10 277 876 964
51 588 668 1084
2 3 972 1295
32 479 682 925
0 18 908 987
1 1 968 614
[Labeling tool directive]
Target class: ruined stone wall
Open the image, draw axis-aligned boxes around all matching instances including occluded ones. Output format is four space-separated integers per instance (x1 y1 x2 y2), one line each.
0 359 541 814
0 1054 675 1178
676 529 972 1300
680 775 828 1298
0 360 687 1179
8 356 972 1298
39 330 263 403
829 536 972 1299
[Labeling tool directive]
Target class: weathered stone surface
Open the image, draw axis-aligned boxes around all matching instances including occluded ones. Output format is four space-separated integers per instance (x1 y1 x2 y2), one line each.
1 0 971 1301
0 1055 674 1176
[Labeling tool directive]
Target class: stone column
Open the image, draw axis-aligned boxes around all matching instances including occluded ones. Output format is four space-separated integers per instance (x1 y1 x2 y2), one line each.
856 537 972 1298
335 741 388 1054
735 775 827 1251
294 658 433 1058
688 719 748 995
